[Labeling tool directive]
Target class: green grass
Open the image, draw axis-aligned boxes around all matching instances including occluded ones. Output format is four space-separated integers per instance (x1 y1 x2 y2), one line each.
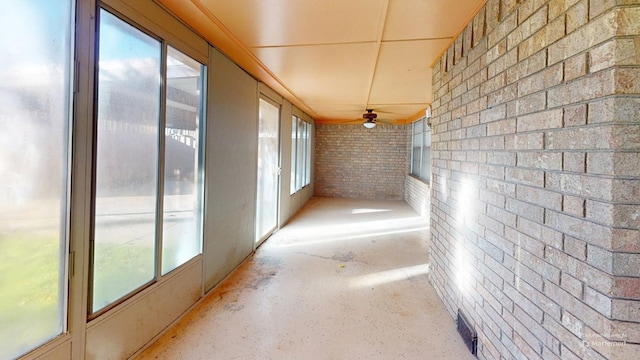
0 232 61 359
92 242 155 312
0 232 154 358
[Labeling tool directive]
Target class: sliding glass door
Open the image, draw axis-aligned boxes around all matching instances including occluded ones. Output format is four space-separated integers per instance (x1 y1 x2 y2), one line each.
256 98 280 245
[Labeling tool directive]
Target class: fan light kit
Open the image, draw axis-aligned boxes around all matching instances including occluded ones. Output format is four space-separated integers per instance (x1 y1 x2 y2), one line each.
362 109 377 128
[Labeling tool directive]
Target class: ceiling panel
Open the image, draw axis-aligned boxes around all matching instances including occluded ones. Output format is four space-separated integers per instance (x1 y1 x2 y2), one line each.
197 0 385 47
383 0 485 41
252 42 378 105
369 39 450 106
158 0 486 123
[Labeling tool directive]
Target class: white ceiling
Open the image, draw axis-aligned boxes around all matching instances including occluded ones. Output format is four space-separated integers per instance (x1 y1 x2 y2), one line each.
156 0 486 124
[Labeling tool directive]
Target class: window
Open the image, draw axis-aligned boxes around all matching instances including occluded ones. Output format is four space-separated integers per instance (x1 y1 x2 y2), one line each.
92 9 206 314
290 116 311 194
0 1 74 358
411 117 431 182
304 122 312 186
161 47 206 275
296 117 305 191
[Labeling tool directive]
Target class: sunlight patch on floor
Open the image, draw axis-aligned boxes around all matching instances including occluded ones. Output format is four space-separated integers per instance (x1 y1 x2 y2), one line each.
348 264 430 289
275 225 429 248
351 208 391 214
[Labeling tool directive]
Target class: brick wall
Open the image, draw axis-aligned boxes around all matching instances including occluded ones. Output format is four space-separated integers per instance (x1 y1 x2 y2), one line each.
314 124 409 200
430 1 640 359
405 175 431 219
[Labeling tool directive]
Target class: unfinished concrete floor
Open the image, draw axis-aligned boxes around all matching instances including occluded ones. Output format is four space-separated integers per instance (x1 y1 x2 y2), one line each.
136 197 474 360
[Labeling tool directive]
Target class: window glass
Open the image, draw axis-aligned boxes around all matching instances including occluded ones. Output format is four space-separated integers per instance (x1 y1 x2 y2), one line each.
304 122 312 186
0 1 73 358
161 47 205 275
290 116 297 195
421 147 431 181
290 117 312 194
411 121 423 176
92 9 161 313
256 99 280 241
296 117 305 191
421 127 431 181
411 117 430 182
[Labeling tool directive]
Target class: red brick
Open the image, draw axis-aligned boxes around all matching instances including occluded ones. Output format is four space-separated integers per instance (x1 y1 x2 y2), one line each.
516 151 562 170
562 195 586 217
566 0 588 33
561 272 585 299
518 64 563 96
517 109 563 132
505 132 545 150
517 183 563 210
564 54 588 82
565 235 587 261
563 103 587 127
548 10 618 65
563 152 586 172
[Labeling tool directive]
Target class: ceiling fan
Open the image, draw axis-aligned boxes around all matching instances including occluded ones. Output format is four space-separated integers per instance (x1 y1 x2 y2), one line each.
362 109 378 128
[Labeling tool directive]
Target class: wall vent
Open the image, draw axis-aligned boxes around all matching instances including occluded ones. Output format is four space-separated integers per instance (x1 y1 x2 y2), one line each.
457 310 477 355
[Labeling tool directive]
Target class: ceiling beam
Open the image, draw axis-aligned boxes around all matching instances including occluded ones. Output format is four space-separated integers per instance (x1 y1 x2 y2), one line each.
364 0 390 112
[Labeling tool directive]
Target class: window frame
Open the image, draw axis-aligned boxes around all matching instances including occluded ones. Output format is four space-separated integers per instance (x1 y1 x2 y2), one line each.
89 6 207 317
290 115 312 195
0 1 76 357
410 116 431 183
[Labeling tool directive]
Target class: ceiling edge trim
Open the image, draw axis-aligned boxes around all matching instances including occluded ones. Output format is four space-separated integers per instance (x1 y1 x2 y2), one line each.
429 0 488 69
403 107 429 124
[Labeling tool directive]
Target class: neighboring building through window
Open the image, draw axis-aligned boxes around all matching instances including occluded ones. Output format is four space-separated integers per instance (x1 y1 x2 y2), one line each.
411 116 431 182
92 8 206 314
290 115 311 194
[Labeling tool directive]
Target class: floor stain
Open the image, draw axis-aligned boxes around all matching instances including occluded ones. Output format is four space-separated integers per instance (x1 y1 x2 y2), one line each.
295 250 359 263
223 303 245 312
331 251 355 262
204 254 283 310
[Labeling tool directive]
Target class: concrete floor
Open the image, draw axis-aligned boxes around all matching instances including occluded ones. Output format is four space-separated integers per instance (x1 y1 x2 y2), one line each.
136 197 474 360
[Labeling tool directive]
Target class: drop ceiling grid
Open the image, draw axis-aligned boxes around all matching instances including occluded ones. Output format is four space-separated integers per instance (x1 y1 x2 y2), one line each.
368 39 452 106
252 42 378 105
157 0 487 122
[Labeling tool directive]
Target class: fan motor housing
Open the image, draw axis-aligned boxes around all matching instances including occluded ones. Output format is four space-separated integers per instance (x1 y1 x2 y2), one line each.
363 110 377 121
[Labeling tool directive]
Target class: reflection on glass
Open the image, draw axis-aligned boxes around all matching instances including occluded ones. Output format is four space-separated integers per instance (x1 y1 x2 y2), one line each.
0 1 73 358
305 123 312 186
92 10 160 313
290 116 297 195
412 120 423 176
256 99 280 241
296 117 305 191
162 47 205 275
422 128 431 181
